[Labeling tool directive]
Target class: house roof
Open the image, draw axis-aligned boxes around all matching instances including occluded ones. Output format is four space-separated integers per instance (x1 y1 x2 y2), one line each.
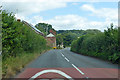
22 20 44 35
46 33 55 37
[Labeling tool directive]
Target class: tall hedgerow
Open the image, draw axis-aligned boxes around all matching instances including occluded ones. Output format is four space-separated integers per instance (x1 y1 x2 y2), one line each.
71 24 120 63
2 10 47 60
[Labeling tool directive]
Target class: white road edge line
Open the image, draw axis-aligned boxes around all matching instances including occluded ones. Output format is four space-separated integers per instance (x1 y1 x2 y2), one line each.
72 64 84 75
65 57 69 62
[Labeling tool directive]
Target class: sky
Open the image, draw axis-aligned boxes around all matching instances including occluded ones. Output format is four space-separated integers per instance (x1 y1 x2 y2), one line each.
1 0 119 31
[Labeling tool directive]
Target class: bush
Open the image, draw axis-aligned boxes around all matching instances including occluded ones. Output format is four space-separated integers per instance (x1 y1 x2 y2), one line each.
2 10 47 60
2 10 50 78
71 24 119 63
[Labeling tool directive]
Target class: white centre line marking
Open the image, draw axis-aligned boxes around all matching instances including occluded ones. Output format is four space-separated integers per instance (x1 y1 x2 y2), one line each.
65 57 70 62
72 64 84 75
61 53 65 57
60 52 87 77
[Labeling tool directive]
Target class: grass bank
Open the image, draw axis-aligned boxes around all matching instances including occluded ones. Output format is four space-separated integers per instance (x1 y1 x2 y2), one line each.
1 10 52 78
2 48 50 78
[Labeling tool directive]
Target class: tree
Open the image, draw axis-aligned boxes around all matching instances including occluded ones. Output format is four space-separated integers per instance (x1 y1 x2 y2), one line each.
56 34 63 47
71 23 119 63
35 23 55 36
2 10 47 59
62 33 77 46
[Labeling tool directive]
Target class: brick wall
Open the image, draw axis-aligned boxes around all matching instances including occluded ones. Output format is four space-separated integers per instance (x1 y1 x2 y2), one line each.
49 29 56 35
46 37 56 47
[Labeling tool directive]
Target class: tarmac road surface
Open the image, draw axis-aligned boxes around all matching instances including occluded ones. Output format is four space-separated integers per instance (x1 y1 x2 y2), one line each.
16 48 119 80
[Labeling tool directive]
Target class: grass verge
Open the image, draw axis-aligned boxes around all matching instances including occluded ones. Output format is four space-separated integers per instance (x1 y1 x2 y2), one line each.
2 49 50 78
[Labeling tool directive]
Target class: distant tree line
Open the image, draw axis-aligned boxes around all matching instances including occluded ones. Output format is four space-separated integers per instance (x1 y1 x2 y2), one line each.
56 29 101 47
34 23 101 47
71 24 120 63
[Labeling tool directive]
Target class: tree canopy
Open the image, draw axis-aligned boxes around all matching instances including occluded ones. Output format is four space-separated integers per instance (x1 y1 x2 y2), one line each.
35 23 55 36
56 29 101 47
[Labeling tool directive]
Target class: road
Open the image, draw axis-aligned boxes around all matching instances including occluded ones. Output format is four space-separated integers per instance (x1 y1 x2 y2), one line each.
16 48 119 80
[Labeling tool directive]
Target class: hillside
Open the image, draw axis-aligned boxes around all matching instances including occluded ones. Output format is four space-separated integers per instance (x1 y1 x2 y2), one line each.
56 29 101 47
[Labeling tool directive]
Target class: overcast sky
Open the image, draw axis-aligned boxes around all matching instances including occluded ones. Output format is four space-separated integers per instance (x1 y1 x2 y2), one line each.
1 0 119 31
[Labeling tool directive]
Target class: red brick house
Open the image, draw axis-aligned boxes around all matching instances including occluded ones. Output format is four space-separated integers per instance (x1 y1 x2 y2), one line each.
49 29 56 35
46 30 56 48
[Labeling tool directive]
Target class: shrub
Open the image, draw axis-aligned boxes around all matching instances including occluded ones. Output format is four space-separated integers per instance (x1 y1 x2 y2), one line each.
71 24 119 63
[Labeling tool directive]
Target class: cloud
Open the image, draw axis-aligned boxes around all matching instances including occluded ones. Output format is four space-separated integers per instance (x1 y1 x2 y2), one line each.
81 4 118 23
1 2 67 16
19 13 117 31
37 14 113 31
1 1 118 31
44 15 88 30
1 0 119 2
23 16 44 26
1 1 67 26
80 4 118 30
81 4 95 12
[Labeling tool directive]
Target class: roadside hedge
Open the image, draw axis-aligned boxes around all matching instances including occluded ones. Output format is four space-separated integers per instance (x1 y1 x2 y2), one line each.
71 24 120 64
2 10 47 60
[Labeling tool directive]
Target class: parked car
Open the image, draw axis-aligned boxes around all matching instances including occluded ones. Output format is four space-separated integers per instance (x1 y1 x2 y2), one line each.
53 47 56 49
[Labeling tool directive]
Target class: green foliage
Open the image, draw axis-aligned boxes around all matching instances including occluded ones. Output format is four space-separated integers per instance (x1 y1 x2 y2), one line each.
71 40 78 52
56 32 78 47
63 33 78 46
118 27 120 52
56 34 63 46
2 10 47 60
108 53 120 63
2 51 51 78
57 29 101 36
56 29 101 47
35 23 55 36
71 24 119 63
